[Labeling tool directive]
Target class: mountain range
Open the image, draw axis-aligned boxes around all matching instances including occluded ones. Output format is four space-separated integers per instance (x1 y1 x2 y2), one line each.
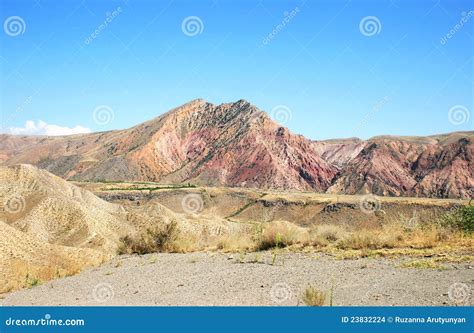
1 99 472 198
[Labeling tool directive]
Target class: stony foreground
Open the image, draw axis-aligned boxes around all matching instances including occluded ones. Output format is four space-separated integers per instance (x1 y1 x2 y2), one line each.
2 252 472 306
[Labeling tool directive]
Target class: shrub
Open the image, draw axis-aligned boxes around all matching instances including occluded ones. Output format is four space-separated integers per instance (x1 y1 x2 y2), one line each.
256 222 298 251
407 227 440 249
25 274 42 288
154 221 179 250
336 231 382 250
118 220 180 254
215 234 256 252
438 206 473 233
310 224 346 246
302 286 325 306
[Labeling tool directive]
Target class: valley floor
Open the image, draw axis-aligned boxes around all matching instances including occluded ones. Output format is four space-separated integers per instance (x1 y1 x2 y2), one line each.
2 252 472 306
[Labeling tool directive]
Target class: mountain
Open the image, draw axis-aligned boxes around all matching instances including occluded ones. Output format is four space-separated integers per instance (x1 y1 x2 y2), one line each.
314 133 473 198
0 100 338 191
0 99 472 198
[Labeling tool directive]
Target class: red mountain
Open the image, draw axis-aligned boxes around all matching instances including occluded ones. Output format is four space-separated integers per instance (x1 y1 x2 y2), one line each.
1 99 472 198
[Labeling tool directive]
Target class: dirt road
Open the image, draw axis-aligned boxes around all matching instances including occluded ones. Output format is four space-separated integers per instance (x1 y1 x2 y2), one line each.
2 252 472 306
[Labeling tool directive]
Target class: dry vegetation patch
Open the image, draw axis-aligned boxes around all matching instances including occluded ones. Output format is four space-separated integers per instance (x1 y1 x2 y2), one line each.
116 206 473 262
302 285 326 306
118 220 181 254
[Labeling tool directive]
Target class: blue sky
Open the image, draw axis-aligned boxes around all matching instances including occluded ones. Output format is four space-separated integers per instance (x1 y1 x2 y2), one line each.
1 0 472 139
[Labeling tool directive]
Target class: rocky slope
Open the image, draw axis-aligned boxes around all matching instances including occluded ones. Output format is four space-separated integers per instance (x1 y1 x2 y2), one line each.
314 133 473 198
0 100 338 192
0 99 472 198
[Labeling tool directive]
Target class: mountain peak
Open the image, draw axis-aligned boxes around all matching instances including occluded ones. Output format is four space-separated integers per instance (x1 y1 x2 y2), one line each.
186 98 207 105
232 99 251 106
1 100 472 198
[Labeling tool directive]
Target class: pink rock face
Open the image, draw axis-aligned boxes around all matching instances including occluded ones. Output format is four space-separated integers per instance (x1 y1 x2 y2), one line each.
0 99 472 198
316 134 474 199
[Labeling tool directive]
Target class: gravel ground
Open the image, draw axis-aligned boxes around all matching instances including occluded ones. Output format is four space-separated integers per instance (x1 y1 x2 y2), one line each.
2 252 473 306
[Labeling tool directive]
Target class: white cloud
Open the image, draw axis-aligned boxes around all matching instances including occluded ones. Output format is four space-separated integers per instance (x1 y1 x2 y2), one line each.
3 120 91 136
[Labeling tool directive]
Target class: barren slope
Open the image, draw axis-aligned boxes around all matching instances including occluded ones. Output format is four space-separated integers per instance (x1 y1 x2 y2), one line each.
0 164 137 253
0 100 338 192
0 221 105 293
1 99 472 197
0 165 250 292
315 133 474 198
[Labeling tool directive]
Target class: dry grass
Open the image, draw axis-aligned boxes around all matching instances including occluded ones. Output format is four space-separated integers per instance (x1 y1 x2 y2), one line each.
170 234 202 253
302 286 326 306
118 220 181 254
309 224 346 246
398 259 447 270
336 231 383 250
117 207 472 260
334 223 468 251
256 222 301 251
117 219 472 258
213 233 256 252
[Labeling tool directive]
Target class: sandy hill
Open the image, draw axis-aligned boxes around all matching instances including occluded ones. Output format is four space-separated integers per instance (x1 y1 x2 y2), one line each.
0 220 105 293
0 164 141 292
0 164 137 253
0 164 249 292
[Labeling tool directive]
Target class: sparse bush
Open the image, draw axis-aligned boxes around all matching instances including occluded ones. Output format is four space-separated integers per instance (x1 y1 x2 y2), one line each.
310 224 346 246
332 219 460 250
171 234 201 253
337 231 382 250
407 227 440 249
256 222 299 250
378 223 404 248
302 286 325 306
118 220 180 254
437 206 473 233
215 234 256 252
154 220 179 250
25 273 42 288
